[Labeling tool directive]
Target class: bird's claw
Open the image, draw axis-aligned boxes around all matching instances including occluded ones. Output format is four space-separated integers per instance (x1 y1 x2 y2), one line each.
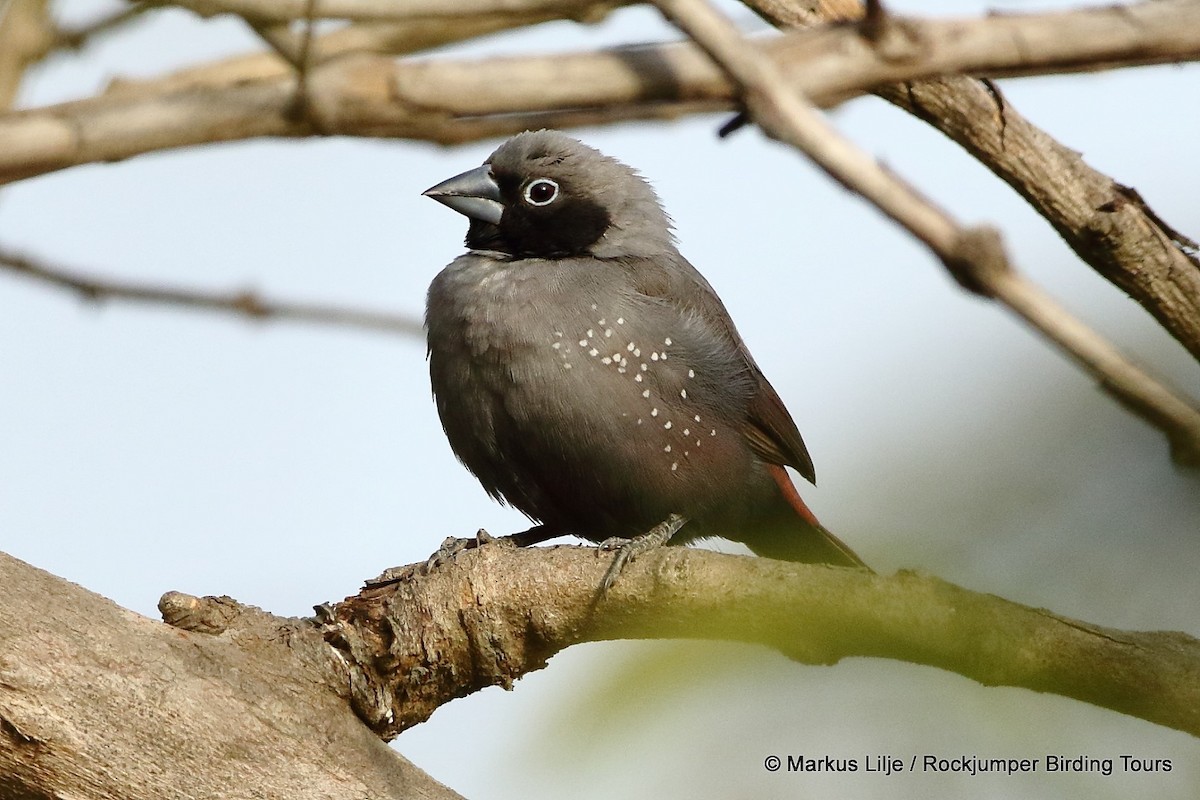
598 536 632 552
598 513 687 592
365 529 500 587
423 529 498 572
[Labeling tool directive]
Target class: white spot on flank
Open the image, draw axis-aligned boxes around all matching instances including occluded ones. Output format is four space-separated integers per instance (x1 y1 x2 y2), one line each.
651 408 659 417
617 317 625 325
688 369 695 378
551 342 561 349
634 374 643 383
589 348 599 357
665 337 673 346
694 414 701 422
598 318 606 326
604 329 613 338
640 363 648 371
642 389 650 398
626 342 636 352
710 429 717 436
554 331 564 338
637 418 643 425
564 363 572 370
650 352 659 361
586 329 594 338
613 352 622 361
684 450 689 457
671 462 678 471
578 339 588 347
683 428 690 436
591 303 598 311
664 445 672 453
661 352 668 361
664 421 672 430
680 389 687 399
601 357 612 365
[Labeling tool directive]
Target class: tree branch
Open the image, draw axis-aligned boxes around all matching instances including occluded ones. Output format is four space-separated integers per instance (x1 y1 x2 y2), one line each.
162 0 630 24
743 0 1200 362
0 0 51 110
4 2 1200 182
650 0 1200 465
0 551 464 800
314 544 1200 740
0 246 423 336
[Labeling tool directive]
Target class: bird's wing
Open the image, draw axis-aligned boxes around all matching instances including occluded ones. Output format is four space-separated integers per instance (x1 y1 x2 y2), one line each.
744 370 816 484
625 252 818 485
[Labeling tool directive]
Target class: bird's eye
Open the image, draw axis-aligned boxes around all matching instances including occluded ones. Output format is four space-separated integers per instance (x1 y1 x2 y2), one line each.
523 178 560 206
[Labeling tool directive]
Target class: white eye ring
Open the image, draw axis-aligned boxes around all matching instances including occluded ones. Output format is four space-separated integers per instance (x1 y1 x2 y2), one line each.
523 178 560 206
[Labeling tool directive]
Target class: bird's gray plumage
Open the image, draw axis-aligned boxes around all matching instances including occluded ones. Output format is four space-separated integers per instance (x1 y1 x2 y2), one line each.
424 130 863 567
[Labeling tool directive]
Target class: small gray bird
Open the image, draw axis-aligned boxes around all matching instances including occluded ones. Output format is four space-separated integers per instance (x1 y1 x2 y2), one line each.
423 130 864 579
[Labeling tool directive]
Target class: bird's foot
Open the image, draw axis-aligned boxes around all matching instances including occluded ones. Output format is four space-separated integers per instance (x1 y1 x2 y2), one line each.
599 513 688 592
365 529 504 587
423 528 502 573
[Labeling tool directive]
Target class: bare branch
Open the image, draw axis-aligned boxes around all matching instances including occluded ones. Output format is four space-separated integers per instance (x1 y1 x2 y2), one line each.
3 1 1199 180
0 246 423 337
0 0 52 109
744 0 1200 362
52 2 156 51
314 544 1200 740
164 0 630 24
0 2 1195 178
649 0 1200 465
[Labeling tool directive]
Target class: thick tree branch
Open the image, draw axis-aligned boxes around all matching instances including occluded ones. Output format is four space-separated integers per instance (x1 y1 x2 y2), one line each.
0 246 423 336
651 0 1200 465
0 552 463 800
318 543 1200 741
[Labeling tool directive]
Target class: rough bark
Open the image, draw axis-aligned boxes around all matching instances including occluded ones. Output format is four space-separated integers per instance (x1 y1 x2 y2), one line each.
0 552 462 800
323 543 1200 741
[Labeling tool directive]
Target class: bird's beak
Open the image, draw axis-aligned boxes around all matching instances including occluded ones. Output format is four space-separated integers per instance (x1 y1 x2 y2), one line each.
423 164 504 225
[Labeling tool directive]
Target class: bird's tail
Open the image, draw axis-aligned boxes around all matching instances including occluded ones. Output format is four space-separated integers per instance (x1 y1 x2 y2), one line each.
740 464 869 569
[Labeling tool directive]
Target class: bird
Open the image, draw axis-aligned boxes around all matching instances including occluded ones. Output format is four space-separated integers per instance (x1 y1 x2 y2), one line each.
422 130 865 584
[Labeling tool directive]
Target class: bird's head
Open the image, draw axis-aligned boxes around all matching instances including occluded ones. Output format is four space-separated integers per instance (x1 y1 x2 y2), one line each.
423 130 674 260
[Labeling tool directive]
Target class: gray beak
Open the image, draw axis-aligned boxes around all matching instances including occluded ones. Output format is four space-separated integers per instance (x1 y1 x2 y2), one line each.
423 164 504 225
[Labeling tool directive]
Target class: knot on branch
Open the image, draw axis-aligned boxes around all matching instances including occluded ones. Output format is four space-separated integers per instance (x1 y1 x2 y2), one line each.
858 2 924 64
942 225 1011 297
320 547 572 740
159 591 252 635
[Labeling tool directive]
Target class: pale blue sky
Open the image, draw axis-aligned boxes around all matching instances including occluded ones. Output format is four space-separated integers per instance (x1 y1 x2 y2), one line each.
2 2 1198 797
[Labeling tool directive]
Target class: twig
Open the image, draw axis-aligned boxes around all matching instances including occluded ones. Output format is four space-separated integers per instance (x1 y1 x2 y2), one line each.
242 18 305 69
288 0 319 123
159 0 631 24
53 2 155 51
0 247 423 337
650 0 1200 465
744 0 1200 362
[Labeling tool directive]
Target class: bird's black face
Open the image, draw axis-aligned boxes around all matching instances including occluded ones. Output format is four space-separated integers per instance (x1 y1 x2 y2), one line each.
425 163 611 259
425 130 674 261
481 168 611 258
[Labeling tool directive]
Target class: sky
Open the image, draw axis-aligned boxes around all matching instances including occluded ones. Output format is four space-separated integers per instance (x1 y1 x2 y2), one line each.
1 1 1198 798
